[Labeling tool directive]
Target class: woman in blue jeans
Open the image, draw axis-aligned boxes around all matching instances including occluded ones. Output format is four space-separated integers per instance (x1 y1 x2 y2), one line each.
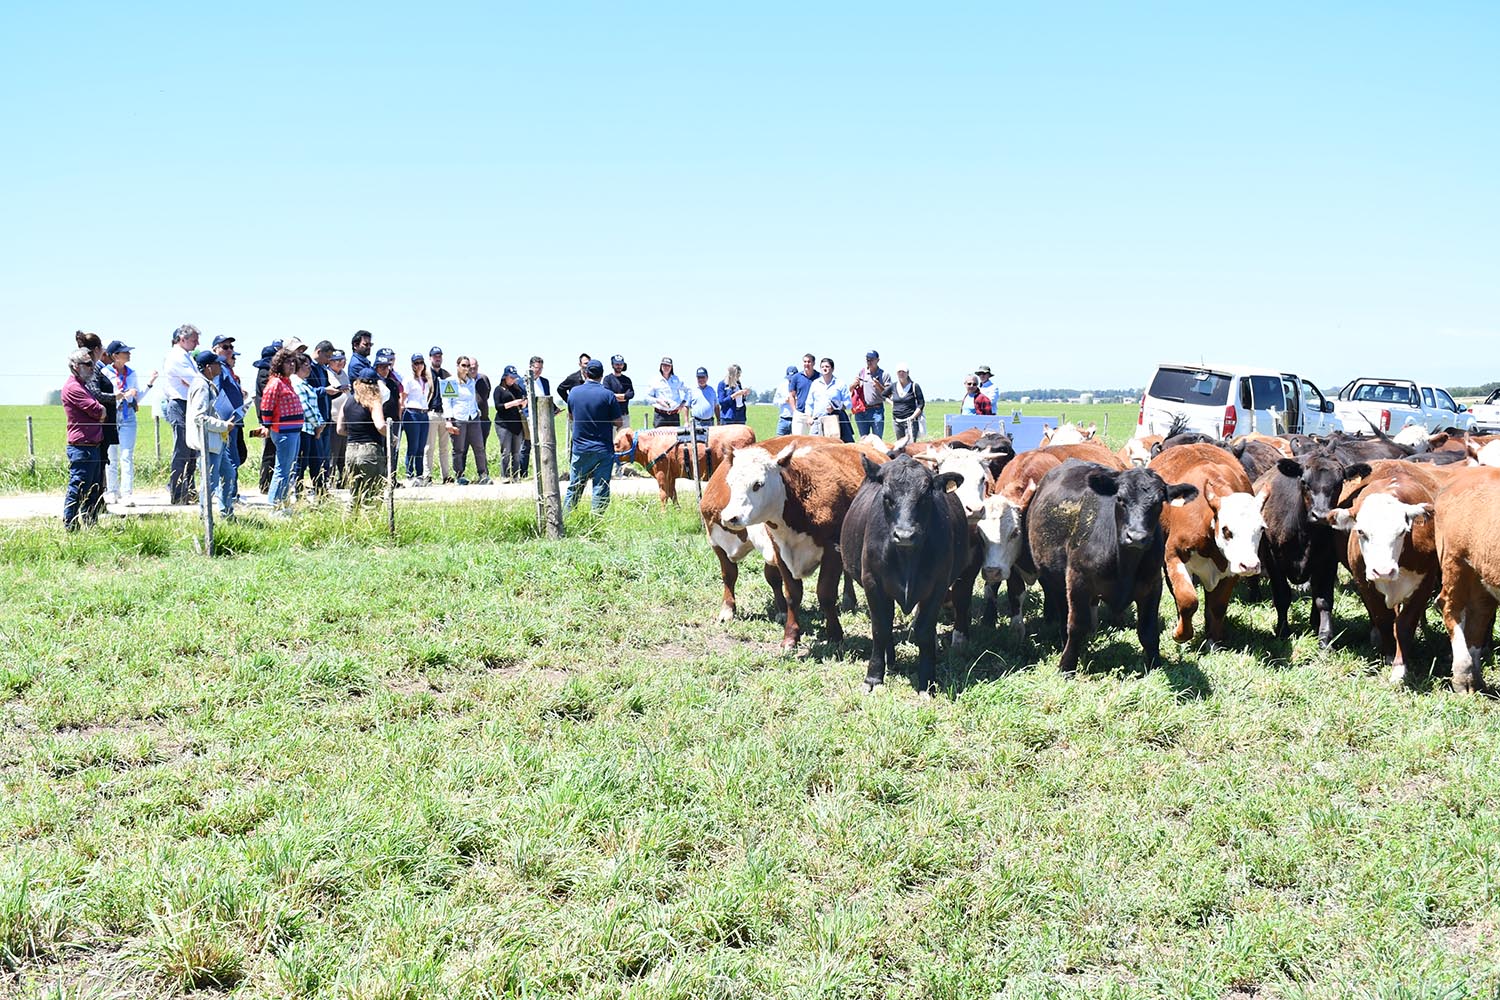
258 349 305 509
400 354 432 485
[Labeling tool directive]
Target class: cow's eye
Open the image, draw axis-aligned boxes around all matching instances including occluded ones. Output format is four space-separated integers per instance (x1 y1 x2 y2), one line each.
1358 530 1368 541
1222 527 1233 540
751 481 762 492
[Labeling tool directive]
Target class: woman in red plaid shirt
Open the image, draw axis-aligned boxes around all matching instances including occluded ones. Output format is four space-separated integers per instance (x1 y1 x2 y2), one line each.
260 348 305 510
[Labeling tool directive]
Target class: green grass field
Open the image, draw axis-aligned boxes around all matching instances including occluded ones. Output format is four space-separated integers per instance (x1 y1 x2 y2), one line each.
0 403 1140 495
2 499 1496 998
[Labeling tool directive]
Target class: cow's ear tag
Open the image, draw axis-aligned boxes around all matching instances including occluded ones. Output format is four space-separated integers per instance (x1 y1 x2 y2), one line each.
1169 496 1191 507
945 479 960 493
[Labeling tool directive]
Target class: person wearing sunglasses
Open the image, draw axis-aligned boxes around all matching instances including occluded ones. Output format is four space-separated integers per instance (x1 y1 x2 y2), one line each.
960 376 994 415
446 356 490 485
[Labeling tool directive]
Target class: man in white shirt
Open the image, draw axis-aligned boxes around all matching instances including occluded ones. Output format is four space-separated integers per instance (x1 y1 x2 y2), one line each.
161 324 201 504
804 357 852 439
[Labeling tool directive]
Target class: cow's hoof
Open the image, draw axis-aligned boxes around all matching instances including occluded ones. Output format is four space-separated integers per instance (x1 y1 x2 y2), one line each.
780 638 799 652
716 606 734 624
917 689 934 701
863 678 883 693
951 631 968 649
1388 664 1409 686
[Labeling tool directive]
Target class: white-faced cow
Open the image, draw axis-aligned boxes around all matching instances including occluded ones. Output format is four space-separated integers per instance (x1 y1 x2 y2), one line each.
1149 444 1266 646
1254 453 1371 645
841 454 970 693
719 441 885 647
1328 461 1440 684
1435 467 1500 694
1027 460 1198 674
981 449 1063 634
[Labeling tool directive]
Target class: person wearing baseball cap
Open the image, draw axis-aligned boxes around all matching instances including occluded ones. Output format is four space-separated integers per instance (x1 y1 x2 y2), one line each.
644 357 688 427
853 349 892 441
688 367 720 425
424 346 454 483
103 340 149 506
562 358 624 514
603 354 634 429
890 362 926 444
777 365 799 435
491 364 528 481
186 349 237 518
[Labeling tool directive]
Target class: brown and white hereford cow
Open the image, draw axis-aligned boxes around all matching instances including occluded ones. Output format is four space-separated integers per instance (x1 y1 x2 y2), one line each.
1119 435 1163 467
1328 461 1440 684
1039 422 1097 447
719 441 888 647
1149 444 1267 645
1435 466 1500 694
699 435 839 623
617 424 757 507
1043 440 1127 470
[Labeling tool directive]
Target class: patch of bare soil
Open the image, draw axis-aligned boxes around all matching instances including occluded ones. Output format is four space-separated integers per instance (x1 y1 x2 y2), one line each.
9 948 171 1000
1431 917 1498 956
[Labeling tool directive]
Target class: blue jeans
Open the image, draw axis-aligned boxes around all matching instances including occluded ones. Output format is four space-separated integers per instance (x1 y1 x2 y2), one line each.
854 408 884 439
777 415 793 436
403 410 430 477
214 447 237 516
267 430 302 507
565 450 613 513
64 443 103 529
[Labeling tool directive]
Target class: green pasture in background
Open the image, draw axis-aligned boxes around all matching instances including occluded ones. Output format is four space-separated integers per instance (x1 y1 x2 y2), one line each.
0 499 1495 997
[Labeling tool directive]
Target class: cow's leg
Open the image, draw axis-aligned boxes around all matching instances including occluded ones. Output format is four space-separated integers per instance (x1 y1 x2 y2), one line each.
841 571 858 613
982 581 999 629
1164 555 1199 644
865 587 895 690
1447 584 1494 695
1203 576 1237 647
1006 571 1028 639
1361 584 1397 663
762 560 789 621
815 549 845 644
1135 571 1165 670
779 559 805 649
1312 562 1336 648
1268 566 1293 639
948 554 979 648
1390 583 1434 686
1057 570 1092 675
712 544 740 623
912 596 945 694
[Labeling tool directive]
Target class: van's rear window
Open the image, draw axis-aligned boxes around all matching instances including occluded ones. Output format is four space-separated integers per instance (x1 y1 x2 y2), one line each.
1149 368 1230 406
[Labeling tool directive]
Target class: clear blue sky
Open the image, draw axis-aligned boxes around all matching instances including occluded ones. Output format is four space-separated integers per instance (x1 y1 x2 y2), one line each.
2 2 1495 406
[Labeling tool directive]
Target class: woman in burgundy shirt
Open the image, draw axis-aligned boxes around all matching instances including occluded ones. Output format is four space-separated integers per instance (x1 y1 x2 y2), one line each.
62 348 106 529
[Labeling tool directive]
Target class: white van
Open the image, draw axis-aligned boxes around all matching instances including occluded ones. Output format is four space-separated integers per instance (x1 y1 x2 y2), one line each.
1136 362 1342 439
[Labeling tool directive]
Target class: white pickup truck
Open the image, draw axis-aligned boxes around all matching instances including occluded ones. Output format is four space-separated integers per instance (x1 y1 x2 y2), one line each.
1333 378 1475 435
1469 388 1500 434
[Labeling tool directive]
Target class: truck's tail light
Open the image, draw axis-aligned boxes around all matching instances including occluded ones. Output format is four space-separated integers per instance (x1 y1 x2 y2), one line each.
1222 405 1238 437
1380 409 1391 432
1137 393 1145 427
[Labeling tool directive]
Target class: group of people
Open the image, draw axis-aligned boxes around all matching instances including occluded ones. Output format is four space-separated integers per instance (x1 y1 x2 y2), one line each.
60 329 1001 527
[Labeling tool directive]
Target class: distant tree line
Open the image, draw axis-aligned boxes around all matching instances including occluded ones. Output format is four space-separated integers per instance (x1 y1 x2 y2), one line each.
1448 382 1499 398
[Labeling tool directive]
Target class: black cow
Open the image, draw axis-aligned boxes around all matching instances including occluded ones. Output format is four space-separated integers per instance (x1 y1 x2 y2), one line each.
1026 461 1198 674
1231 438 1285 483
1254 454 1370 644
841 455 969 693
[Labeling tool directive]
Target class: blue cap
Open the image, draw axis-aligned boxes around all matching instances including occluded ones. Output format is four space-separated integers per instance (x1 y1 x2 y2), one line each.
374 347 396 365
353 366 379 383
104 339 134 355
428 346 443 356
211 335 235 348
611 354 626 366
865 349 879 360
695 367 709 377
785 365 797 378
411 353 425 363
329 350 345 362
193 350 220 371
503 364 519 378
585 359 605 377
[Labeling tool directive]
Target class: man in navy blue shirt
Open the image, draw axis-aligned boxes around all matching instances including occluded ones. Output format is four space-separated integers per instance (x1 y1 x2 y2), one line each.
564 359 623 513
785 353 816 435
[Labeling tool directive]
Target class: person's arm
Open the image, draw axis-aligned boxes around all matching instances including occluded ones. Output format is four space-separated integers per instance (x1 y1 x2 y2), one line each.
913 384 925 417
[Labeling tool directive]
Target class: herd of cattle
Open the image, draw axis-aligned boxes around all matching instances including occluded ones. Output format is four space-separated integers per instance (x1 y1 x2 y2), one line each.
614 421 1500 695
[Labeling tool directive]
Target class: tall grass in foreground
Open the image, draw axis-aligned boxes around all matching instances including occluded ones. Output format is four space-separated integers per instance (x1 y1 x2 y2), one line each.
0 498 1496 998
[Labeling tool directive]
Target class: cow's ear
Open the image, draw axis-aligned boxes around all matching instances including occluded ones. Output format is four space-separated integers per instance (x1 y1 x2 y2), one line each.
1149 440 1164 457
1276 458 1303 478
1086 471 1119 496
933 472 964 494
1343 462 1372 481
1021 478 1039 504
773 444 797 467
1406 502 1434 526
861 455 885 482
1203 482 1220 506
1327 509 1355 531
1167 482 1199 506
1253 487 1269 509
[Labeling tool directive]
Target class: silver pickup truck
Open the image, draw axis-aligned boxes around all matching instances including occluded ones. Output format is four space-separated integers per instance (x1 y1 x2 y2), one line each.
1333 378 1475 435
